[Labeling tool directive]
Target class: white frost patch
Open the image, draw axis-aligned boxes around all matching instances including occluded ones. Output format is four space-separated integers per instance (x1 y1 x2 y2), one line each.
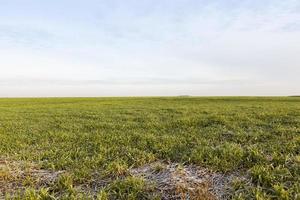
130 161 243 200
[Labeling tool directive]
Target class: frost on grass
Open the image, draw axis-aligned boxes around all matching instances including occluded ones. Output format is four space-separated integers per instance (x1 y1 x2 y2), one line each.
0 158 63 198
1 158 248 199
129 161 244 200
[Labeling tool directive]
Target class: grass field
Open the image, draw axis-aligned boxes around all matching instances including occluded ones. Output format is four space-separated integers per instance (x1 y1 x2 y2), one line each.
0 97 299 199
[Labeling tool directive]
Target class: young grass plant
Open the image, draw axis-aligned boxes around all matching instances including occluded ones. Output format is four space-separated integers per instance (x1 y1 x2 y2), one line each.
0 97 299 199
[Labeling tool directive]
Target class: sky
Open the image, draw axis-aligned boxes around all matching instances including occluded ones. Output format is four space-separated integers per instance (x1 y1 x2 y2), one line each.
0 0 299 97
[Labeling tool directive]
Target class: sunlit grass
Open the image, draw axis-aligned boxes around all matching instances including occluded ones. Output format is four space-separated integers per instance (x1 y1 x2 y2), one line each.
0 97 299 199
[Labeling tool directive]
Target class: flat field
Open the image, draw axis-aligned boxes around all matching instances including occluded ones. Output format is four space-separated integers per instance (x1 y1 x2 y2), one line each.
0 97 299 199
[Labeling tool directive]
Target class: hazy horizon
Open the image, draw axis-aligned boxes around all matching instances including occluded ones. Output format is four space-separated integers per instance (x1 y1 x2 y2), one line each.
1 0 299 97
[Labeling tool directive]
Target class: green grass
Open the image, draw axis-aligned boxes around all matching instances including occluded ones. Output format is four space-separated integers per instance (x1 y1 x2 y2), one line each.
0 97 299 199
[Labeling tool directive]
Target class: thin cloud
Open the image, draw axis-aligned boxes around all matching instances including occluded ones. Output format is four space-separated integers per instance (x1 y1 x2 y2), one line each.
0 0 299 96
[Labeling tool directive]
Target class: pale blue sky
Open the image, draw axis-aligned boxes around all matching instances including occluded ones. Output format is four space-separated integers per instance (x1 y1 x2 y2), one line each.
0 0 299 96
